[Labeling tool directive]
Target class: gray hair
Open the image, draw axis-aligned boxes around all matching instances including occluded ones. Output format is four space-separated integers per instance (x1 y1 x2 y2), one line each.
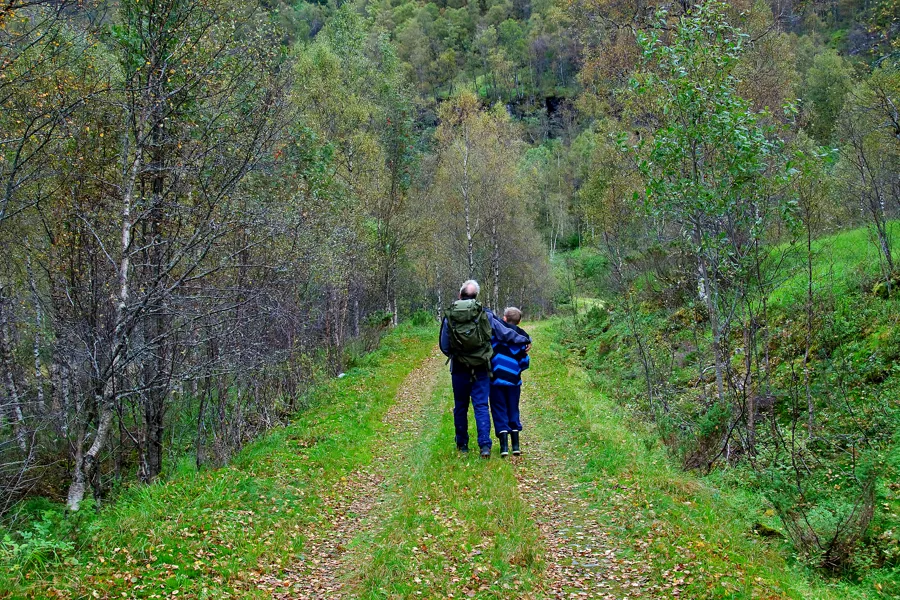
459 279 480 299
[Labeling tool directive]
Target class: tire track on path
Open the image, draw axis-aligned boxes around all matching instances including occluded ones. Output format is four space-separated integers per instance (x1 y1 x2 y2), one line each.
512 432 650 599
512 334 655 599
263 348 444 599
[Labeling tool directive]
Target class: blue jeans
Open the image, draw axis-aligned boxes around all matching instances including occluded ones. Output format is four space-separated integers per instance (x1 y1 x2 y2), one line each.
451 369 492 450
489 385 522 436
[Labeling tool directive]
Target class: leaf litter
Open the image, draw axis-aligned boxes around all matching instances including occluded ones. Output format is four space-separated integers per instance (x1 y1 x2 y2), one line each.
511 428 652 599
261 349 444 599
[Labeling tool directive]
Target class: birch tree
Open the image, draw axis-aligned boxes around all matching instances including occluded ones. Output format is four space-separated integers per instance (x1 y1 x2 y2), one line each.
628 1 790 460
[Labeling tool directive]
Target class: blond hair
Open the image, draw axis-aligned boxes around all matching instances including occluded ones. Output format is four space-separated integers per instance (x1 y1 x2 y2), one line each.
503 307 523 325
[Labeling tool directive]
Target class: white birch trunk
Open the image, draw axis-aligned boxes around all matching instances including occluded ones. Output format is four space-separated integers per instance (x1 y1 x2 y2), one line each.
67 152 140 511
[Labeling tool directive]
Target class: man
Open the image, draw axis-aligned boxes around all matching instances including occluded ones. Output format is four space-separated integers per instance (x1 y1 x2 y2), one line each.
439 280 531 459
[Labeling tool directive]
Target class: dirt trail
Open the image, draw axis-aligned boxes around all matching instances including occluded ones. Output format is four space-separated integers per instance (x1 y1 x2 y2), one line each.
514 394 650 599
263 349 444 599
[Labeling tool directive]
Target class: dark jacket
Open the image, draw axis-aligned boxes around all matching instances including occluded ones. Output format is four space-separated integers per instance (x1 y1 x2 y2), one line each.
439 308 530 372
491 323 530 386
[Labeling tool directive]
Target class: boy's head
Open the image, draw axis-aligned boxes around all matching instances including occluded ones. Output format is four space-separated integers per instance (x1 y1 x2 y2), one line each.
502 307 523 325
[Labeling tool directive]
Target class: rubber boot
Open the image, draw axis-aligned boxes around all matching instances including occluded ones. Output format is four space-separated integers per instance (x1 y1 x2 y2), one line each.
498 432 509 458
511 431 521 456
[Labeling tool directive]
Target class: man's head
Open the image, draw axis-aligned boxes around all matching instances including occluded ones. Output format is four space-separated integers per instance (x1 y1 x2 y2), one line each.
503 307 522 325
459 280 480 300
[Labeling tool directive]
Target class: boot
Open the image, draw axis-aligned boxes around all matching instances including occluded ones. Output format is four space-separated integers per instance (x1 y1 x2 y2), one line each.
480 446 491 459
498 432 509 458
511 431 521 456
457 443 469 454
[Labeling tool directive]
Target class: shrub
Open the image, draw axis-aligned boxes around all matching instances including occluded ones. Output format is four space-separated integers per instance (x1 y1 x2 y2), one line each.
409 309 435 327
1 499 98 575
776 476 876 573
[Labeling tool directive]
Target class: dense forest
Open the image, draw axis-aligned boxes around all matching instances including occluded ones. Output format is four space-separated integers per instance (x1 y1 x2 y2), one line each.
1 0 899 591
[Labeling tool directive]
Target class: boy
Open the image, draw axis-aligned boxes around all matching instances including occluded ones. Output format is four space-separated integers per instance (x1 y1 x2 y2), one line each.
489 307 530 457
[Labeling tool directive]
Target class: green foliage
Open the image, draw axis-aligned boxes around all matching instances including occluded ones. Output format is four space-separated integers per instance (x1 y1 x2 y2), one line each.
630 1 787 259
538 320 856 598
4 0 899 593
769 222 900 310
834 65 900 279
559 223 900 583
521 138 596 253
408 309 436 327
0 498 98 574
802 49 855 143
695 401 730 443
367 0 578 102
365 309 395 329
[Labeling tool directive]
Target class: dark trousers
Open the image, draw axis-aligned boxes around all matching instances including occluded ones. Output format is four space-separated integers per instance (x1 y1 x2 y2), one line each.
451 369 492 450
489 384 522 436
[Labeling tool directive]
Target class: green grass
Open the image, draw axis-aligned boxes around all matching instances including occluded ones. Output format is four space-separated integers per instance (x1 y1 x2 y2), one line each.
345 368 544 598
529 319 868 600
550 223 900 598
769 221 900 309
0 323 437 599
344 318 874 599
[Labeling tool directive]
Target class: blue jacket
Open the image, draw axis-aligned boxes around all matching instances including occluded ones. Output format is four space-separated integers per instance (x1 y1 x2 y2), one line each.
491 323 530 386
440 308 530 372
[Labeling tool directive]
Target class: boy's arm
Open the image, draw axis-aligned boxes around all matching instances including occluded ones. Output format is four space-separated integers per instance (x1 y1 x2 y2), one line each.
519 352 530 372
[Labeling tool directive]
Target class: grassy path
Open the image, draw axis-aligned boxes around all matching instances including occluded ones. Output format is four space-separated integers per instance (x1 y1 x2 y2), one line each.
2 326 436 599
4 321 855 599
511 425 644 598
340 366 544 598
336 320 848 599
263 349 445 598
517 321 848 600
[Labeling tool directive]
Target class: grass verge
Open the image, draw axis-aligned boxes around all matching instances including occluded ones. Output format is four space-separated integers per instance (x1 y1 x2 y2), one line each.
1 324 436 599
528 320 868 600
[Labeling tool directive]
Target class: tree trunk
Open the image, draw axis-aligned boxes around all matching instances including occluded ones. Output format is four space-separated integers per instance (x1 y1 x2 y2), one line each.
462 123 475 278
50 349 70 437
436 263 443 317
491 219 500 310
0 286 28 454
67 153 140 511
67 389 114 510
744 324 756 451
696 240 725 406
27 257 46 414
805 215 815 439
605 233 659 413
144 386 165 482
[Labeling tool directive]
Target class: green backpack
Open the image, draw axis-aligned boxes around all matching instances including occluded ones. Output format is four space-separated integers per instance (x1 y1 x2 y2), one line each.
444 299 493 370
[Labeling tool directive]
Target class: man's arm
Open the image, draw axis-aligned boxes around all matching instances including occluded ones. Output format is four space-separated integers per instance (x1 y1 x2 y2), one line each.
486 309 530 346
439 318 451 356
